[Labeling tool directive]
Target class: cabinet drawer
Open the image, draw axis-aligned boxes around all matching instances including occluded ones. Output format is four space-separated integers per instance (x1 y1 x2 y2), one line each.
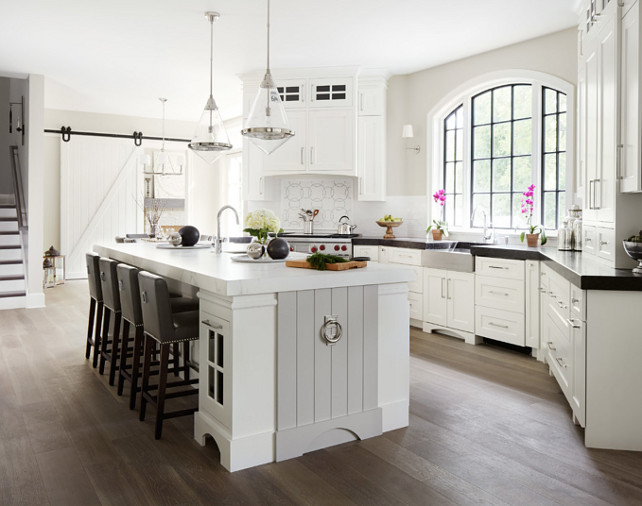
545 268 570 312
475 275 524 313
475 257 524 281
583 225 597 254
408 291 423 321
408 265 423 293
570 284 586 320
475 306 525 346
353 245 379 261
390 247 422 266
596 227 615 261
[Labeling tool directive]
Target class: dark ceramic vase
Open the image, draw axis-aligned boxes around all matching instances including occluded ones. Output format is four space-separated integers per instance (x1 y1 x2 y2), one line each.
178 225 200 247
266 238 290 260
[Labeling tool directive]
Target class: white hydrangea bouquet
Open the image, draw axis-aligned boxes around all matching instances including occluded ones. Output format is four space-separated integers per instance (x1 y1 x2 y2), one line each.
243 209 283 244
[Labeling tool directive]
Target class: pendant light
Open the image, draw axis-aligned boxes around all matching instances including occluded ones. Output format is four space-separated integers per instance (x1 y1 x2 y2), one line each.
241 0 294 155
144 98 182 176
189 11 232 164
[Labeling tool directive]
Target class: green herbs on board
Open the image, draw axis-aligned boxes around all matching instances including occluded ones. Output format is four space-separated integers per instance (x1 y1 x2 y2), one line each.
306 252 348 271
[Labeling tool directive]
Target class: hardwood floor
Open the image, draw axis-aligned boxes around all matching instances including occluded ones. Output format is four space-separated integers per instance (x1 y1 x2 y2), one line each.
1 280 642 505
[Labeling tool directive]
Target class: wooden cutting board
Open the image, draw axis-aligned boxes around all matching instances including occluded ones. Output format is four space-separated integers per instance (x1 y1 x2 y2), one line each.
285 259 367 271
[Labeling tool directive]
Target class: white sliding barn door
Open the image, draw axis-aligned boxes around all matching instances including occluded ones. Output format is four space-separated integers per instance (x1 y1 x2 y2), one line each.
61 137 141 279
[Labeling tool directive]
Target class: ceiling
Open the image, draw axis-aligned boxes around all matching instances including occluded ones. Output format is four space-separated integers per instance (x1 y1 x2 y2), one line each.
0 0 581 123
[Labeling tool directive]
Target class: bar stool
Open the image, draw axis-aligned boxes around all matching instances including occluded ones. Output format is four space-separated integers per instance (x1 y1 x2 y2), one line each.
116 264 198 410
98 257 124 385
138 271 199 439
85 252 103 368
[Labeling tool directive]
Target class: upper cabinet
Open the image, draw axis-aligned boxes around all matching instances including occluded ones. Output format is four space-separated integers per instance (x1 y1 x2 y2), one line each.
241 68 388 202
577 0 642 268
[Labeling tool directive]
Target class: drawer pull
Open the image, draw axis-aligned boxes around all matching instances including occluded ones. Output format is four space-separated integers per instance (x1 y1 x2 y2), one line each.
556 357 568 368
488 265 508 270
321 315 342 345
599 240 608 246
566 318 582 329
202 320 223 330
488 322 509 329
557 300 568 309
548 291 557 299
547 341 556 351
489 290 509 297
585 237 592 243
538 287 547 293
571 297 580 304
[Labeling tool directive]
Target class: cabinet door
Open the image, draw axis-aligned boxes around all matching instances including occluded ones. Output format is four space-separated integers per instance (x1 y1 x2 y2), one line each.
357 116 386 201
308 109 355 174
620 1 641 193
353 245 378 261
309 78 354 108
596 4 618 224
200 314 232 429
571 319 586 427
262 110 307 174
275 79 307 109
243 140 266 201
423 268 447 327
583 33 599 221
447 271 474 333
525 260 541 349
358 87 385 116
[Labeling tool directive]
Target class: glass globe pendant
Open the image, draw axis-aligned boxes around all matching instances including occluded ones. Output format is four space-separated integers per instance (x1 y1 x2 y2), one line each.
189 11 232 164
241 0 294 155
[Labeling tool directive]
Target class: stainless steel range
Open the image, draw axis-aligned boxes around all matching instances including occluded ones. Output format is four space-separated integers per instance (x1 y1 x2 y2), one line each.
281 233 359 259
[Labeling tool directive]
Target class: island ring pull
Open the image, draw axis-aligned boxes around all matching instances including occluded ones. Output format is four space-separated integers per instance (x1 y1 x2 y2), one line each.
321 315 342 345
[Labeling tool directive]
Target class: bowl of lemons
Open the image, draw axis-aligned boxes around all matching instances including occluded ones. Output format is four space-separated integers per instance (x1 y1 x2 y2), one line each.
376 215 403 238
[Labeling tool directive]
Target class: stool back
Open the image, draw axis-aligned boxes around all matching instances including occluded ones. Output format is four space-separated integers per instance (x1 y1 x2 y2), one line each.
99 258 121 312
116 264 143 326
85 252 103 301
138 271 174 343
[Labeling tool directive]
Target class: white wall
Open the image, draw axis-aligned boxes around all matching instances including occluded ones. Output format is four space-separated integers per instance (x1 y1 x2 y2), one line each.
386 27 578 197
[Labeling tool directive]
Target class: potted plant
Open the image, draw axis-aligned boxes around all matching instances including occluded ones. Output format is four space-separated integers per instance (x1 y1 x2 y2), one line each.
243 209 283 258
427 189 449 240
519 184 547 247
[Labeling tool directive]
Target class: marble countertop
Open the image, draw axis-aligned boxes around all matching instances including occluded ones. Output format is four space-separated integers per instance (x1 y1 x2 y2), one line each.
353 236 642 291
94 242 415 297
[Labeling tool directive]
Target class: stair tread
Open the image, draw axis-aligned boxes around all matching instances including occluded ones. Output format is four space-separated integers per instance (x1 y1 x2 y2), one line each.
0 218 18 222
0 231 19 235
0 275 25 281
0 245 21 250
0 260 22 264
0 205 17 209
0 291 26 298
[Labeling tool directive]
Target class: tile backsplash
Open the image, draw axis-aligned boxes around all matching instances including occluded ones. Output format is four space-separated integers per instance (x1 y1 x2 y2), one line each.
280 178 354 232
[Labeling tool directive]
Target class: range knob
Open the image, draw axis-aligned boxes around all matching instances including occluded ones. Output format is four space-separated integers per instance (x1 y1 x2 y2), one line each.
319 244 326 251
310 246 317 253
334 245 340 251
341 245 347 251
290 246 294 251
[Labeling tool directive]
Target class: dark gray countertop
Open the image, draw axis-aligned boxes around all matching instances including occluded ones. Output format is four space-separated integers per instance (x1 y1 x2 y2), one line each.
353 237 642 291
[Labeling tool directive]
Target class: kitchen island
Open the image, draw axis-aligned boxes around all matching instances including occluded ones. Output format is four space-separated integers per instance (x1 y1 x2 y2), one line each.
94 242 415 471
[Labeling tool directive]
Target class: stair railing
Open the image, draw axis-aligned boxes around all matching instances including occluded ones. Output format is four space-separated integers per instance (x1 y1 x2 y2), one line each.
9 145 27 229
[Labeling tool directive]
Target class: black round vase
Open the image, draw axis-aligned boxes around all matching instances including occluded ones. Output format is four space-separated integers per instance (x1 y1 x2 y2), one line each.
266 238 290 260
178 225 200 247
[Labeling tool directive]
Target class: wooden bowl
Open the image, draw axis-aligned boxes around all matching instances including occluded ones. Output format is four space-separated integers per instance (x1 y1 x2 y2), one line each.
376 220 403 239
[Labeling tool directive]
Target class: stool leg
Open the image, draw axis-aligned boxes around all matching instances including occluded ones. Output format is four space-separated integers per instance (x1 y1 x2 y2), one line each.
108 312 122 386
86 299 96 359
172 343 180 377
183 341 190 382
129 326 144 410
92 301 103 368
99 308 111 375
117 319 131 396
139 334 153 422
155 344 170 440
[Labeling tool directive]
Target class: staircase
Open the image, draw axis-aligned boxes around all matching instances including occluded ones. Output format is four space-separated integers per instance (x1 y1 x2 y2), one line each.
0 197 26 308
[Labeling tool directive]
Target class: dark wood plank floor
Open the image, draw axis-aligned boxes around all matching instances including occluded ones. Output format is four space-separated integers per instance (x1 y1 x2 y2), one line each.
2 280 642 505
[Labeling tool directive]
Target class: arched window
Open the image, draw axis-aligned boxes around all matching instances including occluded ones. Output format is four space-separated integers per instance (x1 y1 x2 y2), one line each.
431 71 573 233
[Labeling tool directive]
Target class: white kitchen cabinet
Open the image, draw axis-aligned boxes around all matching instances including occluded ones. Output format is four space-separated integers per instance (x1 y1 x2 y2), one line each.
475 257 526 347
525 260 541 353
356 76 387 201
353 245 379 261
620 0 642 193
382 246 423 325
423 267 475 342
357 116 386 201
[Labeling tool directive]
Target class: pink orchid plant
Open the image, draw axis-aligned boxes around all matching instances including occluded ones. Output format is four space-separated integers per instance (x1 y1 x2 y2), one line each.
519 184 547 245
426 189 449 237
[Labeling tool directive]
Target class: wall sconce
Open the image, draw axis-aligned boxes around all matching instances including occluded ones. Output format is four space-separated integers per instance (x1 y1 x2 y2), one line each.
402 124 420 154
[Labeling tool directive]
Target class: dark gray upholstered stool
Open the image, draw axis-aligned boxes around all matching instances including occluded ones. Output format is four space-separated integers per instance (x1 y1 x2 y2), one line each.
98 257 125 385
85 252 104 368
116 264 198 410
138 271 199 439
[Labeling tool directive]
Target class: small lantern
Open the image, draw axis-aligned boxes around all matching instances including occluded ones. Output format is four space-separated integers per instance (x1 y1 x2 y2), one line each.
43 258 55 288
43 245 65 287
